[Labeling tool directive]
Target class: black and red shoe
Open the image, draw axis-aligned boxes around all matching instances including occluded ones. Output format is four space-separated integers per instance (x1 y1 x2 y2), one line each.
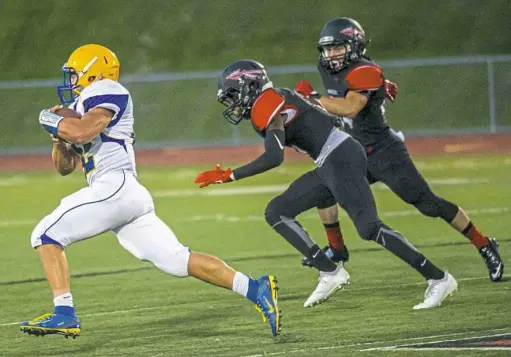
479 238 504 282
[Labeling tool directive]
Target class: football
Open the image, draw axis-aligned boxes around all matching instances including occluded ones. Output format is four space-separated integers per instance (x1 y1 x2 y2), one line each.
55 107 81 119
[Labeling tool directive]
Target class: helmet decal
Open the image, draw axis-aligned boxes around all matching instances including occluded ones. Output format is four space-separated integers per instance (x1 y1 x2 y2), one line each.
217 60 271 125
340 27 357 36
226 69 265 81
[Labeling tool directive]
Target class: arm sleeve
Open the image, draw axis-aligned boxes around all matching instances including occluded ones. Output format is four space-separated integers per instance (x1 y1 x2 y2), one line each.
232 129 285 180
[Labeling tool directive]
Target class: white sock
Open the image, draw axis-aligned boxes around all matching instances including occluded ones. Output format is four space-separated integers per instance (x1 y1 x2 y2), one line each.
53 292 73 307
232 272 250 298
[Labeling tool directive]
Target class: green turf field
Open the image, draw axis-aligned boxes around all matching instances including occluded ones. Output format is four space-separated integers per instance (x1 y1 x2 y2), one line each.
0 154 510 357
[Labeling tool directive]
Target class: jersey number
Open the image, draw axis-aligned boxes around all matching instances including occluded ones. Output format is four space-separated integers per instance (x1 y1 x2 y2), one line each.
72 143 96 176
81 153 96 175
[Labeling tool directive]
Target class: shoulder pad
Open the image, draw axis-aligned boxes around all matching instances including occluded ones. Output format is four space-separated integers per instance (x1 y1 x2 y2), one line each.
345 65 383 91
80 80 130 116
80 79 128 101
251 89 285 131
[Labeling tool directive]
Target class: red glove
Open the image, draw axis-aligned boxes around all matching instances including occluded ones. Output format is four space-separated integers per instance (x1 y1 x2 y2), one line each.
384 79 399 103
194 164 233 188
295 80 320 98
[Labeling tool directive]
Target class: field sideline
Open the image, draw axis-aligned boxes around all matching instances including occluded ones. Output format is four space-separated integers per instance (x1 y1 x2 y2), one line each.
0 154 509 357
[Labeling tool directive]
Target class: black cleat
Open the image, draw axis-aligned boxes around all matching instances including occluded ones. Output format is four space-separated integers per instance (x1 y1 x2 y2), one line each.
479 238 504 282
301 244 350 267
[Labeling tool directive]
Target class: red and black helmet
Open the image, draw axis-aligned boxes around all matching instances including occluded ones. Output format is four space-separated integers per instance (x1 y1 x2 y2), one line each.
318 17 368 72
217 59 273 124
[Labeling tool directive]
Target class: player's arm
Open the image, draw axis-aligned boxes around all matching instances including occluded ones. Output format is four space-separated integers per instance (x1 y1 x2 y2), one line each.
321 65 384 118
317 91 368 118
39 107 114 145
229 89 286 180
296 66 384 118
231 116 285 180
194 119 286 188
195 89 286 187
51 136 80 176
57 108 113 144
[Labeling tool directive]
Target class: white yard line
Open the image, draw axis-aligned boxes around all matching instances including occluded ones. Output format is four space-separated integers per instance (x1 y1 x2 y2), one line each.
180 206 509 223
0 176 28 187
361 331 511 351
415 158 511 171
0 206 507 227
153 184 289 198
152 178 490 198
239 328 511 357
380 347 511 351
0 219 37 227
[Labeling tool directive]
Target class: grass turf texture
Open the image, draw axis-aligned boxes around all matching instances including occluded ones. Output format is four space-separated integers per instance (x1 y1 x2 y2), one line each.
0 154 510 357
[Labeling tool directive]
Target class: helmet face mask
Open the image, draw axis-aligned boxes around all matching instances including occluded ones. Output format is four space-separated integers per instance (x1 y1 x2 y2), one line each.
217 60 272 125
57 67 82 104
320 43 351 72
217 86 253 125
57 62 95 104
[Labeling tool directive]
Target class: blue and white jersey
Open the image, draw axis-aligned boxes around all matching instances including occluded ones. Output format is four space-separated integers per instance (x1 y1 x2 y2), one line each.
71 79 136 185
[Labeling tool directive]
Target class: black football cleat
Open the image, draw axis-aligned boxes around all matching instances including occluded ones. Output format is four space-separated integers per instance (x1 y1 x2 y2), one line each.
479 238 504 282
301 244 349 268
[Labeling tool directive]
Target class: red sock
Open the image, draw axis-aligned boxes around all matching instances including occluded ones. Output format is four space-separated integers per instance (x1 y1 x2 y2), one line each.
462 222 489 249
324 222 345 251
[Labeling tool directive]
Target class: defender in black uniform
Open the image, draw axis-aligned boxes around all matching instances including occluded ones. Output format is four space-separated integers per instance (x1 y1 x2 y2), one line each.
196 59 458 309
297 17 504 282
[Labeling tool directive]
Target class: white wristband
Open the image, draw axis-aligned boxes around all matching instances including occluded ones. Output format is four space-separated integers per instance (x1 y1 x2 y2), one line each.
39 109 64 137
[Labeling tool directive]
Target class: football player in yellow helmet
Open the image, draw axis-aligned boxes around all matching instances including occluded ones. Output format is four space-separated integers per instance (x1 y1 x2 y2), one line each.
57 44 120 104
26 44 282 339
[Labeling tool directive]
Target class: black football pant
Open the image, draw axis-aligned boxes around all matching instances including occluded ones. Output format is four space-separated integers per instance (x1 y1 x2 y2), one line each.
265 137 444 280
365 132 459 221
316 132 459 221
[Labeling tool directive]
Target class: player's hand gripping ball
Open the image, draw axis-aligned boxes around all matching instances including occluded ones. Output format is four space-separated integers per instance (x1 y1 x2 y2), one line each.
45 105 81 144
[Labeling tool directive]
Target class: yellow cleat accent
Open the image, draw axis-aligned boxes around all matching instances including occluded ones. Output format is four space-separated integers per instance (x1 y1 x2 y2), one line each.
20 313 81 338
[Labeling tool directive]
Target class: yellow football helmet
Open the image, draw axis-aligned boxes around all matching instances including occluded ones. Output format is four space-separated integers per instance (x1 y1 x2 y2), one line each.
57 44 120 104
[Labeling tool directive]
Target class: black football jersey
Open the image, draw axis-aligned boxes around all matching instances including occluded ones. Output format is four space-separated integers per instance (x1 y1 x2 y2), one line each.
318 57 390 146
250 88 349 160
